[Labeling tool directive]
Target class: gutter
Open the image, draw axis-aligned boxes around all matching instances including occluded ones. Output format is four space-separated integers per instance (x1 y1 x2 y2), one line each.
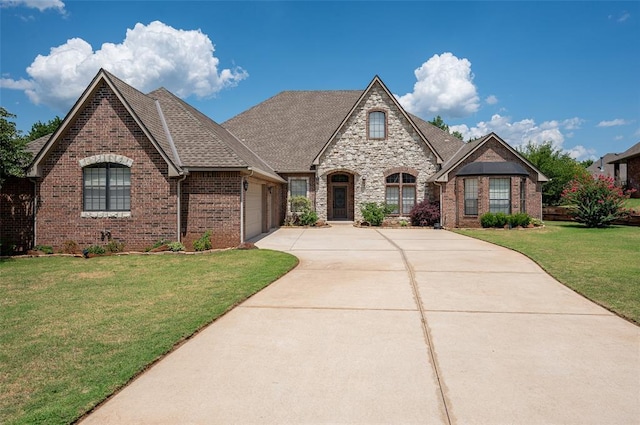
176 174 187 242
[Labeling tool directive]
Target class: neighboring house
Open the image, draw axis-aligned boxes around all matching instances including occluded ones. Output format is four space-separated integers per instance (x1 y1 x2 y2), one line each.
587 153 627 183
0 69 547 253
608 142 640 197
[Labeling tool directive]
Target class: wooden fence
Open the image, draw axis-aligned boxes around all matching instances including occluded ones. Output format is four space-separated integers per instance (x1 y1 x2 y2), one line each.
542 206 640 226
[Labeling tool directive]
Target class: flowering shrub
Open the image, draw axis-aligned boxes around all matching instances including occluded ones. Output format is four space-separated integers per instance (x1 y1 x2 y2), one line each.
409 199 440 226
360 202 395 226
561 174 634 227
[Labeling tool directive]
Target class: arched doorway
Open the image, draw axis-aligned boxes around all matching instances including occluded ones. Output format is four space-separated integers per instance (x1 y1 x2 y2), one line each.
327 172 354 220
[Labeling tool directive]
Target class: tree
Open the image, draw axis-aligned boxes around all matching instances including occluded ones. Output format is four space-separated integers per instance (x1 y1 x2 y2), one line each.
580 159 594 168
517 141 588 206
428 115 464 141
25 116 62 142
0 108 32 188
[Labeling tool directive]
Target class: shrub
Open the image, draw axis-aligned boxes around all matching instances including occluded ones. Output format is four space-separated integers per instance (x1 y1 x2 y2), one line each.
84 245 106 256
410 199 440 227
290 196 312 213
0 240 16 256
34 245 54 254
361 202 394 226
146 239 168 252
299 209 318 226
288 196 318 226
480 212 497 228
105 240 125 253
561 174 635 227
193 230 212 251
62 240 80 254
531 218 544 227
509 213 531 227
494 212 509 227
168 242 185 252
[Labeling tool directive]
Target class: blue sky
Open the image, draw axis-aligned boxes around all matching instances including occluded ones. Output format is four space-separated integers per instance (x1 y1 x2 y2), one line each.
1 1 639 160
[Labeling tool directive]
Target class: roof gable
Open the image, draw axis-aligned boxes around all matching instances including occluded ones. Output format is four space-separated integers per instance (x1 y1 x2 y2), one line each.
608 142 640 163
429 133 549 182
312 76 444 165
27 69 182 177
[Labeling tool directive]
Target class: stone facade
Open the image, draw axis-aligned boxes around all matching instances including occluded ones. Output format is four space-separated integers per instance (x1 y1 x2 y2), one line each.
316 83 438 221
440 137 544 228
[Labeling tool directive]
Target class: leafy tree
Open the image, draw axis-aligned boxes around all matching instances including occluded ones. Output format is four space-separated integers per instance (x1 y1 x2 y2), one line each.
428 115 464 141
561 174 633 227
580 159 594 168
25 116 62 141
0 108 32 188
517 141 588 206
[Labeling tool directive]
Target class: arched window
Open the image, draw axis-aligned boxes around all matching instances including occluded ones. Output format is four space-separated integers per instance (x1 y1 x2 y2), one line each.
83 163 131 211
385 172 416 215
368 111 386 139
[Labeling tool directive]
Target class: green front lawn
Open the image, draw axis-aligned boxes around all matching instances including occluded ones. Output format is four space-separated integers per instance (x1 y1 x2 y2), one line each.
0 250 298 425
455 222 640 324
625 197 640 211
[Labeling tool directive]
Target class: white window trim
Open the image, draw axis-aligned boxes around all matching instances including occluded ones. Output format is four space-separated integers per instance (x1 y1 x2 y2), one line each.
81 211 131 218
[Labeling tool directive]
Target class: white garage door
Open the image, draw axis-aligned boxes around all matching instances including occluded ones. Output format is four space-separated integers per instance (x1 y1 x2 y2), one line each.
245 183 263 240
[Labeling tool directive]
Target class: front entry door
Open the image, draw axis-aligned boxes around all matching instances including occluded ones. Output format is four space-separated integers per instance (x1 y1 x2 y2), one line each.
333 186 347 219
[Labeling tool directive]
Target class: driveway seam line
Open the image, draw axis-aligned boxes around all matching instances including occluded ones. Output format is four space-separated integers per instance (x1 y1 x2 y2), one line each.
239 305 419 312
376 229 453 425
424 309 612 317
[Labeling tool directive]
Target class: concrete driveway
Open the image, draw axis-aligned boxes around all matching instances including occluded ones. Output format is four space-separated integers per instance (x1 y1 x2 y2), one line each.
81 225 639 424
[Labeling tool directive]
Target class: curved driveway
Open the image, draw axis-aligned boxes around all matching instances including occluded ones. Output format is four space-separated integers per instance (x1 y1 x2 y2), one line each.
82 225 639 424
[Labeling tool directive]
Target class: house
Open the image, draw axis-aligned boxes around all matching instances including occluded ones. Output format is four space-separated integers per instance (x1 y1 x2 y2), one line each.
587 153 627 184
608 142 640 197
0 69 547 253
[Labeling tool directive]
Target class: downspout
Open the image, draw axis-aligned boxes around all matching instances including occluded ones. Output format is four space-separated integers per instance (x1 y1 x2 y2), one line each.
176 174 187 242
29 178 37 248
434 181 443 228
240 170 254 244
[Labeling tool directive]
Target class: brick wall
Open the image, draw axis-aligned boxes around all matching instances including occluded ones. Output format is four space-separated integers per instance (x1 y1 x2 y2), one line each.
181 171 242 249
35 82 178 251
0 177 34 254
440 137 543 228
627 157 640 198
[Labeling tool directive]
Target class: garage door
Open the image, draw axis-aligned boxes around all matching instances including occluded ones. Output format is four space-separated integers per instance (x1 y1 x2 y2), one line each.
245 182 263 240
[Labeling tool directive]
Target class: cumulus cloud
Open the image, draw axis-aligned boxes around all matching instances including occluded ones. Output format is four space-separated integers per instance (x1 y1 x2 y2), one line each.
597 119 630 127
485 95 498 105
0 0 65 12
450 114 594 160
1 21 248 110
397 52 480 118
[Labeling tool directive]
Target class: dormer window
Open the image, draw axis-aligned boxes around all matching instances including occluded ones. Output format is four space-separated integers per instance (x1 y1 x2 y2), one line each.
368 111 386 139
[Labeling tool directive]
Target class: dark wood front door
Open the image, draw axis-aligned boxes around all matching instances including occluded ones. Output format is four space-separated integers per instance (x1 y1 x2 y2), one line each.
333 186 347 219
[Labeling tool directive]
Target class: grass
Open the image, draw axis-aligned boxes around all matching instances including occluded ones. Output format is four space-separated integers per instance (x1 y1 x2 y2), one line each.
0 250 298 425
624 197 640 211
454 222 640 324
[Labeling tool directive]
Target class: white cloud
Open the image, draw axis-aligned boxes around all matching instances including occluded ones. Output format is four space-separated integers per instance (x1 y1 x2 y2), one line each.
396 52 480 118
597 119 630 127
2 21 248 110
485 95 498 105
618 12 631 23
565 145 597 160
614 135 624 141
0 0 65 12
450 114 594 160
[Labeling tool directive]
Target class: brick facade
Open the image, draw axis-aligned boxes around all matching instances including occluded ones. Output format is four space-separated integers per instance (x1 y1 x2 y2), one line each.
0 177 34 254
440 138 544 228
181 171 242 249
626 157 640 198
34 82 178 251
316 84 438 221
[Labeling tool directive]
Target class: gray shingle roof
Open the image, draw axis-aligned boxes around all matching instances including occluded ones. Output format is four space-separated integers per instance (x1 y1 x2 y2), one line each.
223 90 363 172
608 142 640 163
222 90 462 172
26 134 50 156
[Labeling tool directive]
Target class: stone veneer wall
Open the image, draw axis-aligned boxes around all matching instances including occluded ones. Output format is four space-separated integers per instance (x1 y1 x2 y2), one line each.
315 84 438 221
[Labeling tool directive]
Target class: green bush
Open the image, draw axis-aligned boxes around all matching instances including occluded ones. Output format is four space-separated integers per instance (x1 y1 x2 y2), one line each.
360 202 395 226
168 242 185 252
480 213 497 228
288 196 317 226
34 245 54 254
62 240 80 254
105 240 125 253
193 230 212 251
509 213 531 227
84 245 106 255
494 212 509 227
299 210 318 226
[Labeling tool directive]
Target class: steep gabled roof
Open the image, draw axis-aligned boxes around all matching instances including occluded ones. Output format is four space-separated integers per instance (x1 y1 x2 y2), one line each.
149 88 283 182
608 142 640 163
408 113 464 162
428 133 549 183
312 76 444 166
223 90 362 172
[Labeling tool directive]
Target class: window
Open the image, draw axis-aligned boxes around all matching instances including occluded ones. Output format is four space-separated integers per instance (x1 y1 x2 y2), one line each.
385 172 416 215
464 178 478 215
368 111 386 139
289 178 307 198
331 174 349 183
489 178 511 214
83 163 131 211
520 178 526 213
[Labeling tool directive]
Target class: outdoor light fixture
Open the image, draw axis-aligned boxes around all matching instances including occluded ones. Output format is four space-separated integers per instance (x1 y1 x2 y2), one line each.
243 180 249 191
